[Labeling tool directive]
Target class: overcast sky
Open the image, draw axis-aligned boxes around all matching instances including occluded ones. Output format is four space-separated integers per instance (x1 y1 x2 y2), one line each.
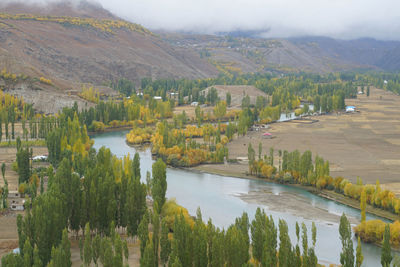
3 0 400 40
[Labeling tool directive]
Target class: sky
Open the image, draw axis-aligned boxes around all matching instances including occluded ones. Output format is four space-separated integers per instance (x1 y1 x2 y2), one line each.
3 0 400 40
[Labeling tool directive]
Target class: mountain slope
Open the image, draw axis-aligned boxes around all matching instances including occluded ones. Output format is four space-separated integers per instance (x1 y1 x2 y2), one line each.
0 2 218 89
161 32 400 73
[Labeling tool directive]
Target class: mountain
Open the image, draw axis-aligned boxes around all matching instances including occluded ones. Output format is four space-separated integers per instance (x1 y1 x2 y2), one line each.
0 1 218 89
160 32 400 73
1 0 400 109
289 36 400 71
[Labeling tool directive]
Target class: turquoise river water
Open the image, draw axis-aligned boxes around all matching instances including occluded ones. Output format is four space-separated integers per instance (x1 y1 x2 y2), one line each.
92 130 393 266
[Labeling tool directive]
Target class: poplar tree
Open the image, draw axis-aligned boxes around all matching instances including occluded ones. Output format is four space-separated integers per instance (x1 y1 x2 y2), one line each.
278 219 292 267
302 222 308 264
381 224 392 267
32 246 42 267
152 209 160 267
138 211 149 257
247 143 255 174
226 92 231 107
23 239 33 267
83 223 92 266
133 152 141 179
193 208 207 267
152 158 167 213
160 219 171 266
360 189 366 222
339 213 354 267
141 238 155 267
356 236 363 267
262 215 277 267
251 207 266 263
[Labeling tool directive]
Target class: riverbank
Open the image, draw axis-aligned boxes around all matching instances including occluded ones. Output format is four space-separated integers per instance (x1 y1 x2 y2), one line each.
191 163 398 222
88 125 132 135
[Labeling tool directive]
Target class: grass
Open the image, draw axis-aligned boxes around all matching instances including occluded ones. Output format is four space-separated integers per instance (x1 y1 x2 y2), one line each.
0 139 46 147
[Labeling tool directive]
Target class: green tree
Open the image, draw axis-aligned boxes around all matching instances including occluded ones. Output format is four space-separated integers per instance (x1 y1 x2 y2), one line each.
193 208 207 267
171 256 183 267
16 146 30 184
262 215 277 267
141 238 155 267
339 213 354 267
83 223 92 266
226 92 231 107
301 222 308 265
152 209 160 267
381 224 392 267
138 211 149 257
23 238 33 267
125 173 146 237
242 95 250 109
360 189 366 223
32 246 42 267
356 236 363 267
247 143 255 174
133 152 141 179
152 159 167 213
312 222 317 247
160 219 171 266
251 207 266 263
214 101 227 119
278 219 292 267
47 229 71 267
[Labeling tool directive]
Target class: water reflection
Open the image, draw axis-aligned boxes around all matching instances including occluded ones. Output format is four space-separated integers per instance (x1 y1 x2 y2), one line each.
92 130 392 266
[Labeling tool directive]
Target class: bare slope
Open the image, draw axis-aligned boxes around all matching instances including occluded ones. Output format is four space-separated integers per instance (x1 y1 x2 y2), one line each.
161 32 400 73
0 2 218 88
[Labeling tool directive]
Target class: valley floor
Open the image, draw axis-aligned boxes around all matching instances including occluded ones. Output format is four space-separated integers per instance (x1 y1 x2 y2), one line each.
211 87 400 187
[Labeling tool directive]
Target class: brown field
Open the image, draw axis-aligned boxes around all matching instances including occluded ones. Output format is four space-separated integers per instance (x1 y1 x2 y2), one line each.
0 145 48 259
204 85 268 108
198 87 400 189
174 84 267 118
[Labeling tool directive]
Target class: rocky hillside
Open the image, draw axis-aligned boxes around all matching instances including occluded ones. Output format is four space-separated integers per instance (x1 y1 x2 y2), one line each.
160 32 400 73
0 1 218 90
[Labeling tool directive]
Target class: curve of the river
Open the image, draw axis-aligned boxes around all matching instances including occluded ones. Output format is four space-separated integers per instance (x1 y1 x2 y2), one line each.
92 130 393 266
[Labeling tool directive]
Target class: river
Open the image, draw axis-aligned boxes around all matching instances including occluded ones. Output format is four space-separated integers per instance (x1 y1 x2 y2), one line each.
92 129 392 266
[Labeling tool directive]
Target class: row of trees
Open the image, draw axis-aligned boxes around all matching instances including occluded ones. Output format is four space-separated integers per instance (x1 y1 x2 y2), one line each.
7 134 167 266
138 205 321 267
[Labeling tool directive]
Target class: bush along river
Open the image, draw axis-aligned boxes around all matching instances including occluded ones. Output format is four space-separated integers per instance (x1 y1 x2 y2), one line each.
92 129 395 266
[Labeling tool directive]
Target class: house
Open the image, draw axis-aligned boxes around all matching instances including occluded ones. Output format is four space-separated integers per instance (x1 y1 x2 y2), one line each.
236 157 249 162
8 191 20 198
10 203 24 211
191 102 199 107
33 155 47 161
262 132 272 139
346 106 356 113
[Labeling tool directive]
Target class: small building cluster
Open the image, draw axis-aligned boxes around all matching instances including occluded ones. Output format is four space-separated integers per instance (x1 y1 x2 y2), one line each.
8 191 24 211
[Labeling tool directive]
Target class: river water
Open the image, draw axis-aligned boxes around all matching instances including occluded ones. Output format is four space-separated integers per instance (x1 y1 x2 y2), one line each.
92 130 391 266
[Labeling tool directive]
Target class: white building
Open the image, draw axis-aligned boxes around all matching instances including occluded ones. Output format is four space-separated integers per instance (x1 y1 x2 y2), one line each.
346 106 356 113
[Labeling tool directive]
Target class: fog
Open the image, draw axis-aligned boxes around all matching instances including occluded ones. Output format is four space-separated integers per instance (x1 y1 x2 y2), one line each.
2 0 400 40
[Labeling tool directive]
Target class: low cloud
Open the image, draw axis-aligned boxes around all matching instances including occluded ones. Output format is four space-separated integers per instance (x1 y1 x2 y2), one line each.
3 0 400 40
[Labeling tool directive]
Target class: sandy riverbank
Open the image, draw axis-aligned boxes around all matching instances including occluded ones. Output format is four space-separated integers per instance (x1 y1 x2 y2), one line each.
191 163 398 222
